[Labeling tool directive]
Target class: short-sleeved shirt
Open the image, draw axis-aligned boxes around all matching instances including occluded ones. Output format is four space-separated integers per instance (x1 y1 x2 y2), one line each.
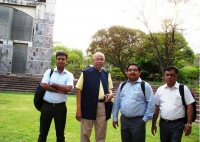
155 82 195 120
41 68 74 103
76 71 113 100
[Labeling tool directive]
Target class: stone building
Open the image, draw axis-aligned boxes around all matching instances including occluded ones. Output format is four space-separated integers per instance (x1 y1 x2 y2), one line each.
0 0 56 77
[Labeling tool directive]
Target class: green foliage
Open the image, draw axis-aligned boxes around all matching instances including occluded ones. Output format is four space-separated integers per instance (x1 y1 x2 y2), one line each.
177 69 189 84
178 66 199 85
139 30 195 76
193 53 200 67
140 69 150 80
135 58 160 81
87 25 145 79
110 67 125 80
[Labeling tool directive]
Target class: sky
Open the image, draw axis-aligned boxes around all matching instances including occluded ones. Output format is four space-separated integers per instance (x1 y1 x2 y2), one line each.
53 0 200 54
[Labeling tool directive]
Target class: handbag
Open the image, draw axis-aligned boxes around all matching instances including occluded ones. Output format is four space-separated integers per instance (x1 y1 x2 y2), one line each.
33 69 54 111
105 101 113 121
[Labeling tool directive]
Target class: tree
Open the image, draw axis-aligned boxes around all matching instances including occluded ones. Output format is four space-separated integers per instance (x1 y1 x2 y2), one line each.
139 30 194 73
87 25 145 79
127 0 198 78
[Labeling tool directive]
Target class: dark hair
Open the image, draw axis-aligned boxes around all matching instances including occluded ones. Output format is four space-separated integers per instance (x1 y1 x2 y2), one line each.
164 66 178 74
126 63 141 72
56 51 68 59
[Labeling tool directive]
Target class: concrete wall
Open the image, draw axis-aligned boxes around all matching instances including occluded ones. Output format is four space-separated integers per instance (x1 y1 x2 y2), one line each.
11 9 33 41
0 7 13 39
0 0 56 76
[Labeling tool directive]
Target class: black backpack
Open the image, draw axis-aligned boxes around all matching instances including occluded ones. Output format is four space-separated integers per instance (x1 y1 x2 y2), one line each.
179 84 197 123
33 69 54 111
120 80 145 96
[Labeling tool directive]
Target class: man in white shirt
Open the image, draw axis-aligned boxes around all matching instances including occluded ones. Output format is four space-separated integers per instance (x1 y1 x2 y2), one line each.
38 51 74 142
151 66 195 142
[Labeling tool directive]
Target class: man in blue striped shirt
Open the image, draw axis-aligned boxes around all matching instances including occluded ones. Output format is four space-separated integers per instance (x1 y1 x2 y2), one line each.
112 63 155 142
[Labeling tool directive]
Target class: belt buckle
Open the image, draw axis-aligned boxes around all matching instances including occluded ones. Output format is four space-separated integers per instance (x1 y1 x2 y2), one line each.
164 119 170 122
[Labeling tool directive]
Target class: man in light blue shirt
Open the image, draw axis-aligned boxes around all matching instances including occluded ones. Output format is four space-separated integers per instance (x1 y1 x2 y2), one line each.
38 51 74 142
112 63 155 142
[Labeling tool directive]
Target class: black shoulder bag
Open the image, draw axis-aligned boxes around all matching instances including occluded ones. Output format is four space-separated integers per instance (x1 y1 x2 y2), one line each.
33 69 54 111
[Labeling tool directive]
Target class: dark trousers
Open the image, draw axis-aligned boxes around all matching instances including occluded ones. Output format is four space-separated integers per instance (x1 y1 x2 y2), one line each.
120 115 146 142
38 102 67 142
159 118 185 142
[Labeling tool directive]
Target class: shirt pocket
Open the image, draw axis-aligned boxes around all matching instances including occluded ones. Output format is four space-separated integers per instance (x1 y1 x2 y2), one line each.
173 94 183 106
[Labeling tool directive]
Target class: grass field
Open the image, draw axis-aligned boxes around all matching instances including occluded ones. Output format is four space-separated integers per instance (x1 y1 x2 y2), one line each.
0 92 199 142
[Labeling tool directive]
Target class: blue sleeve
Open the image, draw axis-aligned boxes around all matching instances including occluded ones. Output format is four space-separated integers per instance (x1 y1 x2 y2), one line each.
112 83 122 121
143 83 155 122
41 69 51 84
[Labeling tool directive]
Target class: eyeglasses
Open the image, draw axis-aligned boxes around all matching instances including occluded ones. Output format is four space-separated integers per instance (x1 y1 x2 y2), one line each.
94 58 104 61
128 69 139 72
165 74 175 77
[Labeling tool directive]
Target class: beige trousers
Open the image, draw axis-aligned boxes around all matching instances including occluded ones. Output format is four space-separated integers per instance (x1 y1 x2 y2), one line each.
80 102 107 142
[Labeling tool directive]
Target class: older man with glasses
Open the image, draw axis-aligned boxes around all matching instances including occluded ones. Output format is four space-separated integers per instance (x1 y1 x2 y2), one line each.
75 52 113 142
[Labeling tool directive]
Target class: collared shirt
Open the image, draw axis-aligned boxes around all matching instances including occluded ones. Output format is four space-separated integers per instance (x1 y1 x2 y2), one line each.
41 68 74 103
75 72 113 100
155 82 195 120
112 77 155 122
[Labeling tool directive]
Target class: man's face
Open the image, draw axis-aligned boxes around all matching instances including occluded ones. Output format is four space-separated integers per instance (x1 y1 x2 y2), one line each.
92 54 105 71
126 65 141 81
56 55 67 68
164 69 178 86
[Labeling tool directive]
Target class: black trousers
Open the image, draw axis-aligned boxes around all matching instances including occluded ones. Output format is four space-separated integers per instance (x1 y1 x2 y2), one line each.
159 118 185 142
38 102 67 142
120 115 146 142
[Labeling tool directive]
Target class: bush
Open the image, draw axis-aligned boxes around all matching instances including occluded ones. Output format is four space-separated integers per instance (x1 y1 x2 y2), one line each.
110 67 125 80
140 70 150 80
178 66 199 85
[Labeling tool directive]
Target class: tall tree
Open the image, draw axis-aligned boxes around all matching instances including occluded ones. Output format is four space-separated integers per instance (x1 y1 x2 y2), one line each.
139 30 194 73
123 0 199 78
87 26 145 78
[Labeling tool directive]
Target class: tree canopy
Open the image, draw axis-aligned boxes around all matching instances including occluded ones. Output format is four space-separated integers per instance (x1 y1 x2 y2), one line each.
87 25 145 78
137 29 195 77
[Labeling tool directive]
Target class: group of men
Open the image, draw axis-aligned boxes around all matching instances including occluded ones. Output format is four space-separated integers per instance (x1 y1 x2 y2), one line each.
38 51 195 142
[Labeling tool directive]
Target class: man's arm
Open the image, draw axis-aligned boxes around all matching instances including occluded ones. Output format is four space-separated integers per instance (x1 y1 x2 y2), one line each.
105 89 113 102
143 84 155 122
105 73 113 102
76 88 82 121
184 104 193 136
50 83 72 94
42 83 72 94
112 85 121 129
151 105 159 135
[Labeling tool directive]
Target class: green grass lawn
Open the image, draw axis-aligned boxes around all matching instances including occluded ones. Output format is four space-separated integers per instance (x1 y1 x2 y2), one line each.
0 92 199 142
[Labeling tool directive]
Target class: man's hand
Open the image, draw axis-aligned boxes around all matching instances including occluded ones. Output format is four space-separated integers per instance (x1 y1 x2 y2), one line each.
184 125 192 136
113 121 118 129
151 124 157 136
76 109 82 122
105 93 113 102
57 90 65 94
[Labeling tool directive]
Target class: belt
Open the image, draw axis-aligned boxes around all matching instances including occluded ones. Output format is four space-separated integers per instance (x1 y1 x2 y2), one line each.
44 101 65 106
122 115 143 119
98 100 105 102
161 117 185 123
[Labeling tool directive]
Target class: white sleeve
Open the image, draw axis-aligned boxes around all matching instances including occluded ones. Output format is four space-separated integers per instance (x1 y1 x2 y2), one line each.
184 86 195 105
